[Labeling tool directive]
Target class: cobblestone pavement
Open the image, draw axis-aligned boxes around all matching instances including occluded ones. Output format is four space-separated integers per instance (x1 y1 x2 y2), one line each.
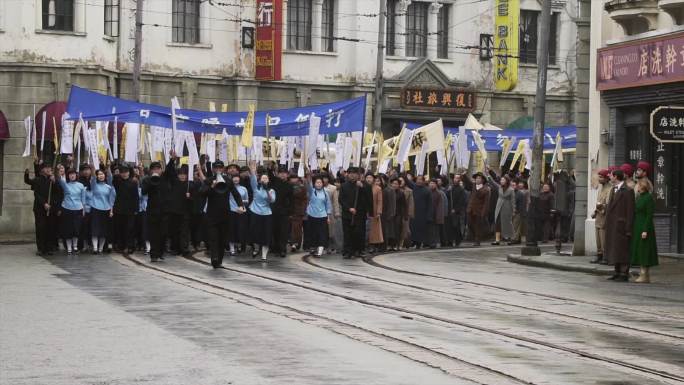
1 243 683 385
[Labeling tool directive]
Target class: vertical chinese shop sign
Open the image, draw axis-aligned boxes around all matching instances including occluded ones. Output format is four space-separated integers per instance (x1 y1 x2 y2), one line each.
255 0 283 81
494 0 519 91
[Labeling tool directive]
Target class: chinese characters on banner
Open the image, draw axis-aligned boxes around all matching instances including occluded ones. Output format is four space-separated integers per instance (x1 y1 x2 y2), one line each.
653 141 668 209
650 106 684 142
494 0 519 91
255 0 283 81
597 31 684 91
401 88 476 112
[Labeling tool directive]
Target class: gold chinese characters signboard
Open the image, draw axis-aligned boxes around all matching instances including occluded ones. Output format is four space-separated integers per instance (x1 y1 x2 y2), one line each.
494 0 519 91
401 88 476 112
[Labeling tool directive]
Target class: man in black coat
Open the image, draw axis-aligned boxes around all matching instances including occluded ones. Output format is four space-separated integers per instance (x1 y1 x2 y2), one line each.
338 167 372 258
166 164 193 256
268 162 293 258
141 155 174 262
199 160 245 268
448 174 467 247
24 160 62 256
112 164 139 253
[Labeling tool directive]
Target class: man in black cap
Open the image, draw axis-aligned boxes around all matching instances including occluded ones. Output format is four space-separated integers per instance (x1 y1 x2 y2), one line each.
199 160 246 268
338 167 372 258
24 160 62 256
166 164 192 256
142 153 175 262
112 164 139 253
268 162 293 258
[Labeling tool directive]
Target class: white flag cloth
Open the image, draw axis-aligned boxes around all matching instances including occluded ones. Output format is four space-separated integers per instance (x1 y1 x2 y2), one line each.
436 149 448 173
457 127 470 169
206 138 216 162
171 96 181 148
343 136 353 170
297 154 305 177
101 119 113 161
415 142 428 176
396 128 414 164
146 131 153 159
174 130 186 155
500 136 517 167
218 138 228 163
472 130 487 162
186 132 199 165
351 131 363 166
124 123 140 163
378 159 391 174
163 128 173 163
60 119 74 154
151 126 165 152
22 117 32 157
112 110 118 160
86 128 100 169
40 111 46 152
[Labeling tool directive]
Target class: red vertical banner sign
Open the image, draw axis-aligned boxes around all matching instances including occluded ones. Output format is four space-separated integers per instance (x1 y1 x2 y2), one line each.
255 0 283 81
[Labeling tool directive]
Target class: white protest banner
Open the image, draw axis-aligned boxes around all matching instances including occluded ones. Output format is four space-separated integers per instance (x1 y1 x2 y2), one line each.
22 117 32 157
500 136 517 168
523 139 532 170
151 126 164 152
146 131 153 159
112 110 118 160
415 142 428 176
102 119 114 161
409 120 445 156
396 128 414 164
60 119 74 154
206 138 216 162
86 128 100 169
124 123 140 163
457 127 470 169
378 159 391 174
40 111 46 153
171 96 181 148
185 131 199 165
343 136 353 170
436 149 448 172
163 128 173 162
174 130 186 155
218 137 228 163
471 129 487 163
351 131 363 166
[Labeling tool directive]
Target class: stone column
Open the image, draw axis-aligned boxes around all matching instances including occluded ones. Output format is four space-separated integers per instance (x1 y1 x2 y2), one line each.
427 2 442 59
394 0 411 57
311 0 324 51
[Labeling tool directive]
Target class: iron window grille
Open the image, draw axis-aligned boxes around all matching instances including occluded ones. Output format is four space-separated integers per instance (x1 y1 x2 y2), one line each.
437 4 450 59
104 0 120 37
406 2 428 57
42 0 74 31
321 0 335 52
287 0 312 51
172 0 200 44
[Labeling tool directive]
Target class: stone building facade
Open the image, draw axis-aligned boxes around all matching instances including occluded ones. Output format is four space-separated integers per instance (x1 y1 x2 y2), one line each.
0 0 580 236
586 0 684 254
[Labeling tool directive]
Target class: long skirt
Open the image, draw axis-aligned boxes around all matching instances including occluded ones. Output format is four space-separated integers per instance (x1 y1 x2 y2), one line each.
249 213 272 246
90 208 110 238
229 211 248 244
61 208 82 238
304 216 329 249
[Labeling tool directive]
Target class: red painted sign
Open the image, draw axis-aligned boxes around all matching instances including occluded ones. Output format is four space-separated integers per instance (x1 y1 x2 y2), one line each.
255 0 282 81
597 31 684 91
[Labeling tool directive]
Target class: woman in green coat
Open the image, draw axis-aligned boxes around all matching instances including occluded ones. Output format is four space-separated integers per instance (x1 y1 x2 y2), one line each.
630 178 658 283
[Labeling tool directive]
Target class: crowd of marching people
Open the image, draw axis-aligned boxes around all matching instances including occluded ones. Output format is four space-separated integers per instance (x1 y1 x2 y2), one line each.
24 149 589 269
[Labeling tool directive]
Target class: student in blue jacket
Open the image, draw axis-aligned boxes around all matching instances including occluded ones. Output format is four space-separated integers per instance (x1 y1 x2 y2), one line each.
248 160 276 261
90 167 116 254
304 173 333 257
58 168 86 255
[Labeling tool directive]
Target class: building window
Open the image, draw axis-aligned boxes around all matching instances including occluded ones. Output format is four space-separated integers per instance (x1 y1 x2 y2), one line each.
104 0 119 37
519 10 559 65
172 0 200 44
42 0 74 31
321 0 335 52
406 2 428 57
386 0 397 56
287 0 312 51
437 4 449 59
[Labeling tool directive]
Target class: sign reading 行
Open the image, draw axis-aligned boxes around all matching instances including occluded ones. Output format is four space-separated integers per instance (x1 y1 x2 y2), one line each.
597 31 684 91
650 106 684 143
494 0 519 91
401 88 476 112
255 0 282 81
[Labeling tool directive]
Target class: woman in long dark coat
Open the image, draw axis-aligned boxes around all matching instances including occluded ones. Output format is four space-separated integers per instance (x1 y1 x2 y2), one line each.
486 168 515 245
381 177 397 250
604 169 635 282
630 178 658 283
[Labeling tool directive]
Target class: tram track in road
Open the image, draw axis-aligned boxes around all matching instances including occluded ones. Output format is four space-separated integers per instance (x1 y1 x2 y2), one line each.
301 255 684 342
364 251 684 323
117 252 530 385
167 252 684 384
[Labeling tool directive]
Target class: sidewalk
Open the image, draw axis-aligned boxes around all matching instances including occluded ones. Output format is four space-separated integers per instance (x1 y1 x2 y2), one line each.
507 252 684 277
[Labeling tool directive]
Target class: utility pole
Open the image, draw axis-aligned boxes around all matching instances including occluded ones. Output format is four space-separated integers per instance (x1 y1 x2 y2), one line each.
372 0 387 133
521 0 552 256
132 0 144 102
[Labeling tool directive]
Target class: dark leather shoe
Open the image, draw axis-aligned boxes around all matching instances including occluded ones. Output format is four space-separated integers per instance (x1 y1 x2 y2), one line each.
615 275 629 282
607 274 619 280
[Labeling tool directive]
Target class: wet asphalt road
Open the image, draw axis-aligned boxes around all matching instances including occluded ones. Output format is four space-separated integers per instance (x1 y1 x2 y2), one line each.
1 243 683 385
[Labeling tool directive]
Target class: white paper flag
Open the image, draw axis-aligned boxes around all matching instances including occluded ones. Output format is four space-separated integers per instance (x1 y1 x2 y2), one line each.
174 130 186 155
523 140 532 170
457 127 471 169
112 110 118 160
60 119 74 154
378 159 391 174
218 138 228 163
343 136 353 170
40 111 46 152
163 128 173 163
415 142 428 176
396 128 414 164
206 138 217 162
351 131 363 167
436 149 447 173
151 126 164 152
171 96 181 148
22 117 32 157
86 128 100 169
186 132 199 165
124 123 140 163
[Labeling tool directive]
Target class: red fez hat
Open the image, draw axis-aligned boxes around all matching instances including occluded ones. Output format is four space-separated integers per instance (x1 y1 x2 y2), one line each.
620 163 634 178
636 160 651 175
597 169 609 177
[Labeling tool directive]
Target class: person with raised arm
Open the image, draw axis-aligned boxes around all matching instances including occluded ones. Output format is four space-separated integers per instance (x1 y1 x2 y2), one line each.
304 172 333 257
89 164 116 255
57 167 86 255
247 160 276 261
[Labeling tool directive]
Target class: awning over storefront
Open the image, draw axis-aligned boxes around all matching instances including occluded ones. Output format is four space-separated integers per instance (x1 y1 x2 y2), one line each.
0 110 8 140
34 101 68 141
